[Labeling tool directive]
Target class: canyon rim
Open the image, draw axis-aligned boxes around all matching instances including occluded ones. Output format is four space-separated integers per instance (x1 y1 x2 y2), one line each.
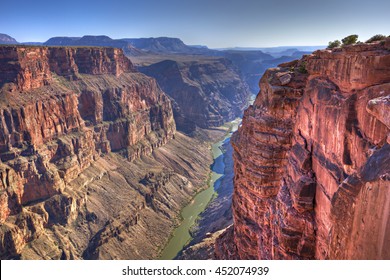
0 20 389 261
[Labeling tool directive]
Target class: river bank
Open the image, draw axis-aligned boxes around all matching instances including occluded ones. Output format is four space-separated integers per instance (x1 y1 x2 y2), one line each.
189 137 235 243
177 128 237 260
158 119 240 260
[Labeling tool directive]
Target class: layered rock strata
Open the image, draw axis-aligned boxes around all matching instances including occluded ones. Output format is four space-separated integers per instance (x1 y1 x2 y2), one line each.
0 45 191 259
140 58 250 132
216 39 390 259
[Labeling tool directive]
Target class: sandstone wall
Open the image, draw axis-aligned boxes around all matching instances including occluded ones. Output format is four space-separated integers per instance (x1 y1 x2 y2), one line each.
216 39 390 259
0 46 175 258
0 46 135 91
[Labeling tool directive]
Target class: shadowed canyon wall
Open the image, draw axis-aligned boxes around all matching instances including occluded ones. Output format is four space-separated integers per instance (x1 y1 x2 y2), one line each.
0 46 213 259
216 39 390 259
140 58 250 133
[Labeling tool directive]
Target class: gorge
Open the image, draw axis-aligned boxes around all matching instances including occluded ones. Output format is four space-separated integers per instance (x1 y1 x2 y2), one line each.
0 36 389 261
0 45 215 259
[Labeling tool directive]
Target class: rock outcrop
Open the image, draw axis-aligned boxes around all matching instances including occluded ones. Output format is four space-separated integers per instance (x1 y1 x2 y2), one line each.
216 39 390 259
140 58 250 132
0 45 194 259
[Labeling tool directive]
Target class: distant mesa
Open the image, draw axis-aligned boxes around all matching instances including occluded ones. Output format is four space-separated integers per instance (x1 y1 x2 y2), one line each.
120 37 218 55
263 48 308 58
42 35 218 56
121 37 190 52
0 33 18 44
44 35 144 56
44 36 81 46
262 51 310 65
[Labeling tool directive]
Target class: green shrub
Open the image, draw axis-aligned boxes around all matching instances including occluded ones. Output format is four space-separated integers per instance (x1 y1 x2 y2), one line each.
327 40 341 49
298 62 308 74
342 34 358 46
365 34 387 43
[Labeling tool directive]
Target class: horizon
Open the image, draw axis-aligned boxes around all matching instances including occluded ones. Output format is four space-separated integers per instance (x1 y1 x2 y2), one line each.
1 32 328 50
1 0 389 48
0 32 385 50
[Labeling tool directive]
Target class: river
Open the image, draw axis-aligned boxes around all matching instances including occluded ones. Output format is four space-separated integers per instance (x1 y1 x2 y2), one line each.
159 119 241 260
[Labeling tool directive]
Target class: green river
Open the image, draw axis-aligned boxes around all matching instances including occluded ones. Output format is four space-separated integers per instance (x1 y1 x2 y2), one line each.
159 119 241 260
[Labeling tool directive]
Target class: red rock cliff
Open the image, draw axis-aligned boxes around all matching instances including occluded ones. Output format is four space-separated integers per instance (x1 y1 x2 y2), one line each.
216 39 390 259
0 46 134 91
0 45 175 258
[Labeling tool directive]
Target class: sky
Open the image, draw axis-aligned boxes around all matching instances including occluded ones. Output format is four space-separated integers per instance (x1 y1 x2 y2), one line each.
1 0 390 48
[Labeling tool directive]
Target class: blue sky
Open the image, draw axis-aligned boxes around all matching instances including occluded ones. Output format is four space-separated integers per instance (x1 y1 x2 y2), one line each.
1 0 389 48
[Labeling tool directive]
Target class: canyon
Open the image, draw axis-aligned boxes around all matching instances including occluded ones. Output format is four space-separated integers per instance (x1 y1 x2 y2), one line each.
0 36 256 260
0 35 389 261
140 58 249 132
0 45 216 259
223 49 310 94
216 39 390 259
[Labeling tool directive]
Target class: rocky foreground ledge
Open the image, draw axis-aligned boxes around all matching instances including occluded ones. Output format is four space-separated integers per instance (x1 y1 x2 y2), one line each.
216 39 390 259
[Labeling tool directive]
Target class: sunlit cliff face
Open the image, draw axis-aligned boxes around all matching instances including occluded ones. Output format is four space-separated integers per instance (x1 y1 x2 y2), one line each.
216 39 390 260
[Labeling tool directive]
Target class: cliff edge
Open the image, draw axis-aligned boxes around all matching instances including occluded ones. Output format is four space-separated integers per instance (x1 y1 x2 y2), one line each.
216 39 390 259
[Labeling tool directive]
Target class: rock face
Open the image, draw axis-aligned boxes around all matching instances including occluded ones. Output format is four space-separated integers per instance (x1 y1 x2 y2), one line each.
140 58 250 132
0 46 134 91
216 39 390 259
0 45 184 259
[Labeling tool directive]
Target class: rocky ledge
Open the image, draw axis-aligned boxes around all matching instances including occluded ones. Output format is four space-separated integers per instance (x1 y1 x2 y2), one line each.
216 39 390 259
